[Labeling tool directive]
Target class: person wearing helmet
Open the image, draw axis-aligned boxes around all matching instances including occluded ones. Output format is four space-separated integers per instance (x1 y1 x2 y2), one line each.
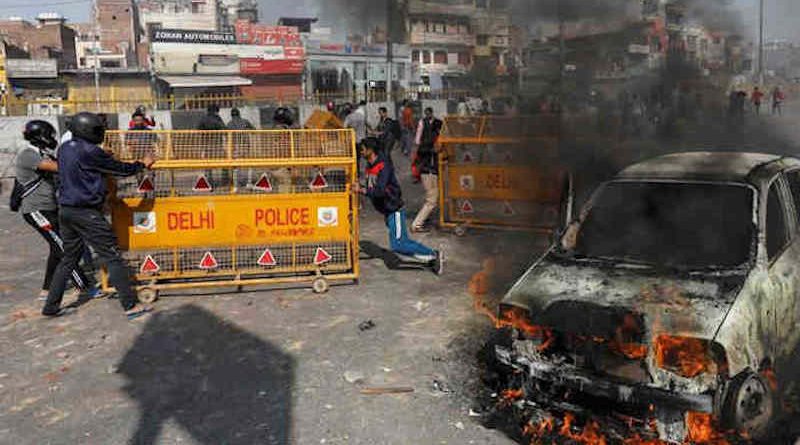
16 120 100 302
43 112 155 320
273 107 295 129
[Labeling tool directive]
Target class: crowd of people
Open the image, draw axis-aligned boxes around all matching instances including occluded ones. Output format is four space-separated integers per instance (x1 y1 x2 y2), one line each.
11 100 447 319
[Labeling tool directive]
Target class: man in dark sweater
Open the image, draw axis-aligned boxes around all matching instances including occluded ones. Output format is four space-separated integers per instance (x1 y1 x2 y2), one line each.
354 138 443 275
43 112 155 320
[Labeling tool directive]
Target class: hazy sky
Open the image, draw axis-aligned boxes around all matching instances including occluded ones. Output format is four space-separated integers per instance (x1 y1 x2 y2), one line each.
0 0 797 42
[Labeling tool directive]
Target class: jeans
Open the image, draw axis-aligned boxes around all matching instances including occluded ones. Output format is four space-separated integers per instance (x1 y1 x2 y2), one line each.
401 128 413 155
23 209 94 292
386 209 435 257
44 206 138 315
412 174 439 229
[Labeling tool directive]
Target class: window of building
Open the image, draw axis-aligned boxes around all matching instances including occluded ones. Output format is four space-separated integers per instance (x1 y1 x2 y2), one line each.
458 52 471 65
434 51 447 64
425 21 430 33
422 51 431 64
412 50 420 63
434 22 444 33
477 34 489 46
192 2 205 13
767 182 790 261
476 0 487 8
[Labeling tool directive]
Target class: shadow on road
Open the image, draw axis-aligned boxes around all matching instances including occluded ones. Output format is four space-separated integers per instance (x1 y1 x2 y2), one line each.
359 240 429 271
118 304 294 445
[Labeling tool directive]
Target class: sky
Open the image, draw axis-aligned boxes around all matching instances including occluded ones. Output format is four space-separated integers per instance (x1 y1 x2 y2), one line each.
0 0 797 42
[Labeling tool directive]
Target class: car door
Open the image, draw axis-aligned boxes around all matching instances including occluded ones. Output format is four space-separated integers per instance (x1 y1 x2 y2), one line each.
764 175 797 360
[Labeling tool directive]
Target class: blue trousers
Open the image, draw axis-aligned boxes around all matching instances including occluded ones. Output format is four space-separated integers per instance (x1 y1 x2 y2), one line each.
386 210 435 257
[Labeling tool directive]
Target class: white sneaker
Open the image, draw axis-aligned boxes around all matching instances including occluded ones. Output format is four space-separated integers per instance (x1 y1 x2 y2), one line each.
413 254 436 262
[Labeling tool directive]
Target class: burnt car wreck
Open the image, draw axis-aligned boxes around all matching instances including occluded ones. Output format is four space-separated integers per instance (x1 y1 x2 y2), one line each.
495 152 800 443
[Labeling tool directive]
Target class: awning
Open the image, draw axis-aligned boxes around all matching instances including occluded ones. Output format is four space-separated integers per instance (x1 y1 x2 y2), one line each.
157 75 253 88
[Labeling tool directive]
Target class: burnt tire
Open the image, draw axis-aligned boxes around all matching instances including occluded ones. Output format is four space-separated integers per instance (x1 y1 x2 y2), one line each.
720 371 777 441
138 287 159 304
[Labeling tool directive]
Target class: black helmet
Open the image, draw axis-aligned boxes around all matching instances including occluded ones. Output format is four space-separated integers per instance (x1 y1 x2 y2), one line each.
273 107 294 127
70 112 107 145
23 120 58 150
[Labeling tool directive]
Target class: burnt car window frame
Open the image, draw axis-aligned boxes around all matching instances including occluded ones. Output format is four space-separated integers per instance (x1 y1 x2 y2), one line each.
783 168 800 227
565 178 758 271
764 175 794 265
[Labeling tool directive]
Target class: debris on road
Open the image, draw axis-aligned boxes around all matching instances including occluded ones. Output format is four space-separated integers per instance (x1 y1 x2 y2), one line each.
357 320 375 332
343 370 365 384
454 421 465 430
359 387 414 395
432 379 452 394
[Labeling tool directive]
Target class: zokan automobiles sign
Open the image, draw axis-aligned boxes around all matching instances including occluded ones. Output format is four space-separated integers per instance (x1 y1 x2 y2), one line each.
151 29 236 45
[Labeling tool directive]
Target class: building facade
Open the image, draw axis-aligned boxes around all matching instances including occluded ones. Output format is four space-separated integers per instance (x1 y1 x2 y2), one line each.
95 0 139 67
0 14 77 70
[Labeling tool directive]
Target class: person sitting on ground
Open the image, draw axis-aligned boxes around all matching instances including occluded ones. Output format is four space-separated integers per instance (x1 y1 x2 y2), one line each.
354 137 443 275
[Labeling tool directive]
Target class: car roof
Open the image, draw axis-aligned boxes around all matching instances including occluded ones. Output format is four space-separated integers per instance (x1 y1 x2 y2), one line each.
617 152 799 183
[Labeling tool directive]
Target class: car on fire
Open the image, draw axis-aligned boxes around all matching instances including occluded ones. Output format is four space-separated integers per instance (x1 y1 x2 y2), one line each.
495 152 800 443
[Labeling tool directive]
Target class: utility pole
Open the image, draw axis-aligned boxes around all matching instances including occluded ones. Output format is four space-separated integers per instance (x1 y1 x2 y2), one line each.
386 0 394 103
93 0 101 110
758 0 765 85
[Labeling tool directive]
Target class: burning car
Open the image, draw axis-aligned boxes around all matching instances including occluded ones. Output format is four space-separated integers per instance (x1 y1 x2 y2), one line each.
495 152 800 443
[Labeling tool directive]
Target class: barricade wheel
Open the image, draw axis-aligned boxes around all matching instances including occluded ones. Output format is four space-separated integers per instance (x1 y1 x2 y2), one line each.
454 225 467 237
139 287 159 304
312 277 330 294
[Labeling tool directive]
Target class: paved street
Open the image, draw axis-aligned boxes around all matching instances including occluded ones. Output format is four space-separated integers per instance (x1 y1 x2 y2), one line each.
0 154 539 445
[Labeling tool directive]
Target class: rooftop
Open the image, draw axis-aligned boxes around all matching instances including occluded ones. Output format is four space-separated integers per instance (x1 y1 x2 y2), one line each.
617 152 789 182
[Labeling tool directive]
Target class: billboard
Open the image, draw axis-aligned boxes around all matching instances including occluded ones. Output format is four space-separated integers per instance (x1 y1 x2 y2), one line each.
151 28 236 45
240 59 304 75
152 42 305 75
235 21 302 47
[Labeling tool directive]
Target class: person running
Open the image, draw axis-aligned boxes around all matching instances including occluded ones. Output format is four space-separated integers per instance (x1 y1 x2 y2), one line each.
43 112 155 320
772 86 786 116
344 100 367 146
354 137 443 275
751 86 764 115
16 120 100 301
374 106 401 160
411 107 443 232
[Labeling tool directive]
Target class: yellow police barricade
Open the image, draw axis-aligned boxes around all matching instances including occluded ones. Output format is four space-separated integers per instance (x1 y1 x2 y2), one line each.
437 115 572 237
102 129 359 302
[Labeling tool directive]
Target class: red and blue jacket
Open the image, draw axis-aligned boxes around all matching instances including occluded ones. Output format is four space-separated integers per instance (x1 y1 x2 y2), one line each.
365 155 404 216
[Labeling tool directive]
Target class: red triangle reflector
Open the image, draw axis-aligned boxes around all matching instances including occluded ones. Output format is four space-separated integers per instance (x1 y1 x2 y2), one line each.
137 176 155 193
460 200 474 214
198 251 219 270
140 255 160 274
503 201 515 216
253 173 273 192
193 174 213 192
313 247 332 265
309 171 328 190
257 248 277 266
462 151 474 163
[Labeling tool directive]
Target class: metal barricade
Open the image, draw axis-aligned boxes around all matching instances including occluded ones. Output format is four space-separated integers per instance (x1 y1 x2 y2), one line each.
437 116 572 236
103 129 359 302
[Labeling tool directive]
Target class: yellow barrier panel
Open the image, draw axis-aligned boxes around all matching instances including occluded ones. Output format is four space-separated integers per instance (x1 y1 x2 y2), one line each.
437 116 572 236
104 129 359 300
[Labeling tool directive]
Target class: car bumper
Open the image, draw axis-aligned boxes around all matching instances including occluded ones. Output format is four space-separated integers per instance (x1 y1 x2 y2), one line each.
495 345 714 414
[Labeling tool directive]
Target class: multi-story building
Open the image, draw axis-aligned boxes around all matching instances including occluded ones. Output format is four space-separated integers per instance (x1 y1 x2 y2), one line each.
137 0 225 39
406 0 476 89
0 14 77 70
95 0 139 67
472 0 512 75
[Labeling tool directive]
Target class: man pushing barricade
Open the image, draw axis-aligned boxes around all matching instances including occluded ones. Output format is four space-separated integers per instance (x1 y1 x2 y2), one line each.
354 137 443 275
43 112 155 321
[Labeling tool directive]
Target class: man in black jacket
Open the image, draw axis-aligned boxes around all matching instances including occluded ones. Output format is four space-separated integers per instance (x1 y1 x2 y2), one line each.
354 138 443 275
43 112 155 320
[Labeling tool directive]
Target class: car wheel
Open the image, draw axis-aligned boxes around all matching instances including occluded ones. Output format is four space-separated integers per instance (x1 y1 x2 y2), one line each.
721 371 776 440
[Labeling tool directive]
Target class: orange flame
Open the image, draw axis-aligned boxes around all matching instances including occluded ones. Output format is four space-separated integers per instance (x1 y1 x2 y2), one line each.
654 335 713 378
558 413 609 445
685 412 731 445
499 388 524 407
